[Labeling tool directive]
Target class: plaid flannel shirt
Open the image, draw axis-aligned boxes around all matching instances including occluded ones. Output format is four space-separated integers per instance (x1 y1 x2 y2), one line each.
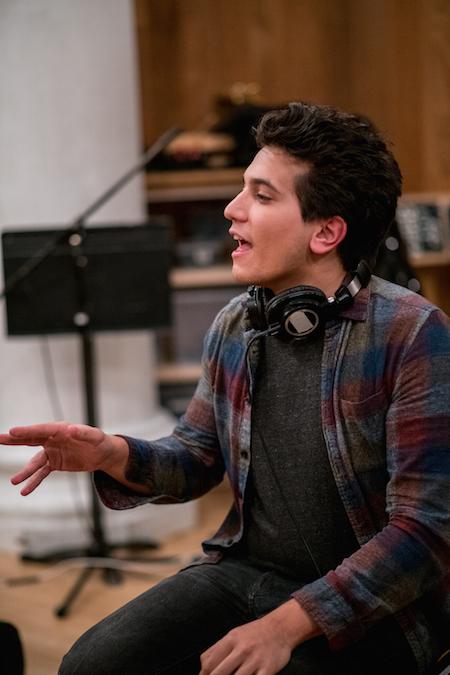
96 276 450 672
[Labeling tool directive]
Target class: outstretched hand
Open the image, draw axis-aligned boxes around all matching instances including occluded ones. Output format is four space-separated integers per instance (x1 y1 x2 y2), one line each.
0 422 127 495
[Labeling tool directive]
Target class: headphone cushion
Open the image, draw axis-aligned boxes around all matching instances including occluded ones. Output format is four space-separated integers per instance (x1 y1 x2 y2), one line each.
246 286 274 331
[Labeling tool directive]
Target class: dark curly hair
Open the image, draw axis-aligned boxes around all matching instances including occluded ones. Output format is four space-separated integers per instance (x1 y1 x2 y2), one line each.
254 102 402 270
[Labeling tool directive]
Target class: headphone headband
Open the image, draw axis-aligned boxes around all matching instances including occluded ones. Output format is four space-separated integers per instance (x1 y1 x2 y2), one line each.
330 260 371 309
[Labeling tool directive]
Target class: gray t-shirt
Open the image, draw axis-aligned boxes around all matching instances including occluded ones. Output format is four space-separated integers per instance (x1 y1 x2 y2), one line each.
237 333 359 581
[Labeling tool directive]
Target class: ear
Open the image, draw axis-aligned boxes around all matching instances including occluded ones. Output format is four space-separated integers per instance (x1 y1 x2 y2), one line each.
309 216 347 255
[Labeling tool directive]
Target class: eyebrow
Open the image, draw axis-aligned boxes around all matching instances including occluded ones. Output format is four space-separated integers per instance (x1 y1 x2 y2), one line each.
244 176 281 195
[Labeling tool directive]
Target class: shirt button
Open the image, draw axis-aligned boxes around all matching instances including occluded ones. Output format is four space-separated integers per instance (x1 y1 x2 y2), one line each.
240 450 249 460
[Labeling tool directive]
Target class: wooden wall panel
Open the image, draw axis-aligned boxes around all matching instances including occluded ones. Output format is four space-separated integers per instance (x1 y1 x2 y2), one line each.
420 0 450 191
135 0 350 138
346 0 424 191
134 0 450 193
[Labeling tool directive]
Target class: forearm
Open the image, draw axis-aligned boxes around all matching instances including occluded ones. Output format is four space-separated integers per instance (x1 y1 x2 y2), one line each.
291 511 450 651
95 425 226 511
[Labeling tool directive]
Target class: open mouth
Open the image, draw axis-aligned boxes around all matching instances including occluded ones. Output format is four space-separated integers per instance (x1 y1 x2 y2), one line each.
232 237 252 253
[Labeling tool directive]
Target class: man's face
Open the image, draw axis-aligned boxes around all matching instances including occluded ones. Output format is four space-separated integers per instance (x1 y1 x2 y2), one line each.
225 146 317 293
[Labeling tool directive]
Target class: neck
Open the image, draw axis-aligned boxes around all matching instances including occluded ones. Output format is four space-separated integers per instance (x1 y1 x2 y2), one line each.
306 262 347 298
275 255 347 298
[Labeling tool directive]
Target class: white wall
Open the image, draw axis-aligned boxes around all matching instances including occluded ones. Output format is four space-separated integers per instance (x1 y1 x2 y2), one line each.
0 0 196 552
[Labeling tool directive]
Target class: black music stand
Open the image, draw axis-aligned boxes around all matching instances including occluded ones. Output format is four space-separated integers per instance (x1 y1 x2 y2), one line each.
1 222 172 617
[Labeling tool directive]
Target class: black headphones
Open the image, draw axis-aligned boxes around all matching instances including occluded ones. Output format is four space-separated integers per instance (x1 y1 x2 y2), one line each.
246 260 371 341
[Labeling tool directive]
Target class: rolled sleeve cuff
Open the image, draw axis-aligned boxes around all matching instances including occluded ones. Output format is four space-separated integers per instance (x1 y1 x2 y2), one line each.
94 435 156 510
292 572 366 650
94 470 152 510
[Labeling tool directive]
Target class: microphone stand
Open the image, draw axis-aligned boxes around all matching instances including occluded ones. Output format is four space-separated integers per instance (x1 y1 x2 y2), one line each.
2 126 181 618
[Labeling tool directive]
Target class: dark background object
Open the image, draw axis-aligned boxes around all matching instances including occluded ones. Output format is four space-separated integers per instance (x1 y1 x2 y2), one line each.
2 222 171 336
374 220 421 293
0 621 25 675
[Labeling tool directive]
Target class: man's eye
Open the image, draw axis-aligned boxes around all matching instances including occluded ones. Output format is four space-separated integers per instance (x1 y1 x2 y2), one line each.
256 193 271 203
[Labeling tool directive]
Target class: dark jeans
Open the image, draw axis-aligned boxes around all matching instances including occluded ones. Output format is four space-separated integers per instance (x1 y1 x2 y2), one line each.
59 557 418 675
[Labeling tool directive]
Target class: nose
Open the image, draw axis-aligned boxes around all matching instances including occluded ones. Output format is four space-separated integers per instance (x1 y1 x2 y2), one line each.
224 190 246 222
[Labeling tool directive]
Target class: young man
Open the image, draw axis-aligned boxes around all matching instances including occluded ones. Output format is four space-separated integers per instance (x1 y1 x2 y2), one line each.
2 103 450 675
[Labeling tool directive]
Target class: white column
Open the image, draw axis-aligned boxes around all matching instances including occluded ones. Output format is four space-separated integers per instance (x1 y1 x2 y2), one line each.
0 0 196 553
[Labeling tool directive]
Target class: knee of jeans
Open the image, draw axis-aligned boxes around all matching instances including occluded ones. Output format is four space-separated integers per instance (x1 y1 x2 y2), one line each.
58 635 111 675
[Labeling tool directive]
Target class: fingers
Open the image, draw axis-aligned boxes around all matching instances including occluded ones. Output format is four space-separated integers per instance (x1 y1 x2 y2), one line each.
10 449 53 495
0 434 43 446
0 423 71 447
6 423 104 446
10 449 48 486
200 638 235 675
8 422 70 440
0 423 104 448
19 463 52 496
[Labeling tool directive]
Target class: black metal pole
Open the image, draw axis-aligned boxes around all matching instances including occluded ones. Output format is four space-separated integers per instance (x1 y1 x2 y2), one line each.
80 329 105 554
55 328 121 618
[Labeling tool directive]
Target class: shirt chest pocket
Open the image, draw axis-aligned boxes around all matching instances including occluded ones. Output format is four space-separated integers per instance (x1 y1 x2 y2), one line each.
340 389 389 473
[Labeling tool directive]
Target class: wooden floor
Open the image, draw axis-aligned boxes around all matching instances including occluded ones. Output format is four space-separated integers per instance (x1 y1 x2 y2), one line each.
0 486 231 675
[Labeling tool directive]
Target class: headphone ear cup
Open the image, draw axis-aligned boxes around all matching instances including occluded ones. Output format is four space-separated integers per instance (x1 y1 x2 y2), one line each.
266 286 328 340
246 286 274 332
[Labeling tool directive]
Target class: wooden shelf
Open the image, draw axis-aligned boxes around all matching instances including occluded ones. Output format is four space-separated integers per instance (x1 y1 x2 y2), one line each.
401 191 450 202
156 362 202 384
147 168 243 203
170 264 238 288
409 250 450 269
